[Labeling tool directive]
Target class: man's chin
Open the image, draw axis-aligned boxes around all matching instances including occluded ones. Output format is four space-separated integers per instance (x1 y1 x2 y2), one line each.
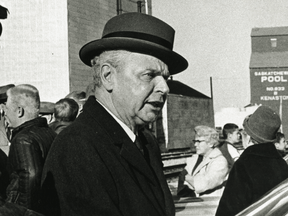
136 114 158 126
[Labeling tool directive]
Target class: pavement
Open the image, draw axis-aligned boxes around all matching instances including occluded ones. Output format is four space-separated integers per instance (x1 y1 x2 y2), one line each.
168 180 221 216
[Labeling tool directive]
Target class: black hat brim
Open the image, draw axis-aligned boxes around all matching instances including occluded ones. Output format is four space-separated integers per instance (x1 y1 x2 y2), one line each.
79 37 188 75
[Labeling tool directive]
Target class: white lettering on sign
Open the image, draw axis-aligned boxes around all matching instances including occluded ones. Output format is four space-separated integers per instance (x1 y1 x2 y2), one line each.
266 87 285 91
260 95 288 100
255 71 288 76
261 76 287 82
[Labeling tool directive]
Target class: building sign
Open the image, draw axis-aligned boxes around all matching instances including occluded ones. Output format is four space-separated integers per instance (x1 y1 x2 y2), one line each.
250 69 288 104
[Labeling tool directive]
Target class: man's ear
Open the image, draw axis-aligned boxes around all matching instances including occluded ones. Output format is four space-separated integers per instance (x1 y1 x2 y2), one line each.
227 133 232 139
100 64 115 92
18 107 24 118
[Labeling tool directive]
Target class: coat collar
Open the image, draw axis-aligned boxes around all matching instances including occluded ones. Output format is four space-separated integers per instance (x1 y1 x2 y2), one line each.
193 148 222 176
242 142 280 158
82 96 159 184
12 117 48 139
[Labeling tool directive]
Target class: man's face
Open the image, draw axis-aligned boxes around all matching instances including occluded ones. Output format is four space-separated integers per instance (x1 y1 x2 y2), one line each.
111 52 169 127
230 129 240 144
4 96 18 128
194 135 211 156
276 137 286 151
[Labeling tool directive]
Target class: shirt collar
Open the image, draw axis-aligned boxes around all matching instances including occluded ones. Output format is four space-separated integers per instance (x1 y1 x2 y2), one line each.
96 99 136 142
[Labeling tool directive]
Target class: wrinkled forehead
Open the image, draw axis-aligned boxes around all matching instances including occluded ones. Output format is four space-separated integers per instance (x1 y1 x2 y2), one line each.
125 52 169 76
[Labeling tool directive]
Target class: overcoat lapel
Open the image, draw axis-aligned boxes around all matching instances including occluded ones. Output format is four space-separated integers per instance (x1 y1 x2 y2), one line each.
192 155 211 176
85 97 166 215
119 138 159 184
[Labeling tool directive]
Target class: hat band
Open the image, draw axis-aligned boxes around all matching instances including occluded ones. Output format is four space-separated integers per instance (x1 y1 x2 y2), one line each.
103 31 173 50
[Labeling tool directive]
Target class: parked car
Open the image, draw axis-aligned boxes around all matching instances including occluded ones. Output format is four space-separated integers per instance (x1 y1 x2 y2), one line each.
236 178 288 216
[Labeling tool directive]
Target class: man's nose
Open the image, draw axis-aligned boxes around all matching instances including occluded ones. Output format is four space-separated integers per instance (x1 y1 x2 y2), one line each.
155 76 169 95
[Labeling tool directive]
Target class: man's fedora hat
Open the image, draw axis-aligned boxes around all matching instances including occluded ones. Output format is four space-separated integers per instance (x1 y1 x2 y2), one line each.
243 106 281 143
0 84 15 103
79 12 188 75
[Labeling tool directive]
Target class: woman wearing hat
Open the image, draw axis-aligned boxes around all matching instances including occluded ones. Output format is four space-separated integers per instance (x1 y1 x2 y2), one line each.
216 106 288 216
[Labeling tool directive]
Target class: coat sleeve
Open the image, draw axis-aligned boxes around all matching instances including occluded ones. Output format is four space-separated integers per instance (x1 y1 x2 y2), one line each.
215 160 253 216
192 155 228 194
40 134 124 216
6 135 43 209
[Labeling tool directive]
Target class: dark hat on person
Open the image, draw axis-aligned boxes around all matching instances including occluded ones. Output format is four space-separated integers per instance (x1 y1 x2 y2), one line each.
79 12 188 75
40 102 55 114
0 84 15 103
243 106 281 143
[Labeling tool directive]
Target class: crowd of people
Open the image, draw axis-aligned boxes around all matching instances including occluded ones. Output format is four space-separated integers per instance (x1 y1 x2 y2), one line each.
0 11 287 216
176 105 288 215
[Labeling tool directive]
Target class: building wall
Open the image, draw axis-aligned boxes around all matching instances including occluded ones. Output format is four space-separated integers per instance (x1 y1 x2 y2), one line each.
67 0 152 92
156 94 214 152
250 27 288 137
0 0 152 102
0 0 70 102
251 35 288 53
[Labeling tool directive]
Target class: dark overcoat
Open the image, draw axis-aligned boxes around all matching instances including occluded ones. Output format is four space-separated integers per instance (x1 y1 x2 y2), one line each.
40 96 175 216
216 143 288 216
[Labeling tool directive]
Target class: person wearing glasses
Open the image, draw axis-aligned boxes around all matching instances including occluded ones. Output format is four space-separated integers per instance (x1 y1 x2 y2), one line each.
177 125 229 197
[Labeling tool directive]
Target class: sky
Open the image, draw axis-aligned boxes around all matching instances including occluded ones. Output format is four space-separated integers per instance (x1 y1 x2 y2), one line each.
152 0 288 112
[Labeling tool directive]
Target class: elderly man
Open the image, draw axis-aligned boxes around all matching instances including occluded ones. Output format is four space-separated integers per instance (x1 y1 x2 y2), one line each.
40 12 188 216
4 84 56 211
177 125 228 197
216 106 288 216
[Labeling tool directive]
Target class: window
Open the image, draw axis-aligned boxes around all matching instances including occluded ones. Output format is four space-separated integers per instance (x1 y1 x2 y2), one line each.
271 38 277 47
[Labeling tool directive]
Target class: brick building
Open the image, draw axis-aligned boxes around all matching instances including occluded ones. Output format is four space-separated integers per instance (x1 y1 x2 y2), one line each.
0 0 151 102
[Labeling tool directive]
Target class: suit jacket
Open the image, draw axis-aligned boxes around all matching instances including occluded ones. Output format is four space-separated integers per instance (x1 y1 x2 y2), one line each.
40 96 174 216
216 143 288 216
184 148 228 196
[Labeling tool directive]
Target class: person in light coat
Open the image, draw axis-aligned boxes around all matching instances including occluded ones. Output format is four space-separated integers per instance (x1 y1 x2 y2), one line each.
178 125 229 197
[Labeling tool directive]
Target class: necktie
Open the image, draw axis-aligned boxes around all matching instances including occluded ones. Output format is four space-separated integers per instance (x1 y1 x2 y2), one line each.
135 136 144 155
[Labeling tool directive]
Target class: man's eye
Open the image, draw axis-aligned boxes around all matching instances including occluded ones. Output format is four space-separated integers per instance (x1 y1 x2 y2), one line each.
143 73 155 79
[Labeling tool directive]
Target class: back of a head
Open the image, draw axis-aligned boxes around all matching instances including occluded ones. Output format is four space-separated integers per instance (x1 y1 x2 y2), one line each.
54 98 79 122
195 125 219 147
223 123 239 139
65 91 86 116
243 106 281 143
7 84 40 118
